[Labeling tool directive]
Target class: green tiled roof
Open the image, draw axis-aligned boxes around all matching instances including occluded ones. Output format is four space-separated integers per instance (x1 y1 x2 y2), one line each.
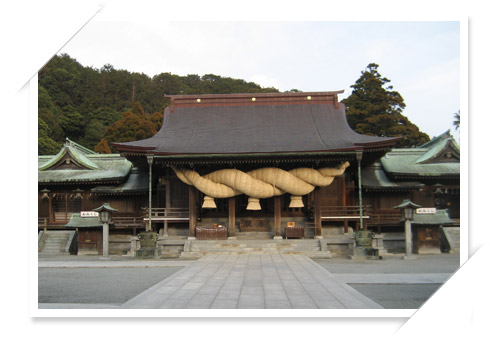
65 213 103 228
362 161 425 191
380 134 460 178
39 139 132 184
411 209 454 225
91 168 148 194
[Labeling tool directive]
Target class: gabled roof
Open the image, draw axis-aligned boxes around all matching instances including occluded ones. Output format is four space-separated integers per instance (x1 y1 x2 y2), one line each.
39 138 99 171
65 213 103 228
39 139 132 184
362 161 425 191
91 167 148 194
380 133 460 179
113 92 400 157
411 209 454 225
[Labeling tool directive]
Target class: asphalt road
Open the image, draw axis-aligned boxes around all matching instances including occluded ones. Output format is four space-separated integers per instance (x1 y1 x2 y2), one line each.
38 267 185 304
315 253 460 309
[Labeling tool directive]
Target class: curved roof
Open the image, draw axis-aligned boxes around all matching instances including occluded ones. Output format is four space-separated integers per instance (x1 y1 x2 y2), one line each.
381 134 460 178
113 92 400 156
38 139 132 184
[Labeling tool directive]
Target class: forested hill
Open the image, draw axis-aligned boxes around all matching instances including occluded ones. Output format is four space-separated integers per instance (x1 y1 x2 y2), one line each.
38 53 280 154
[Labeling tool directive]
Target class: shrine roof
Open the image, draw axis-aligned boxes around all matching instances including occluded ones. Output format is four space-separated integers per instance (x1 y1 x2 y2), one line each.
38 139 132 184
411 209 454 225
113 92 400 157
380 134 460 179
362 161 424 191
90 167 148 194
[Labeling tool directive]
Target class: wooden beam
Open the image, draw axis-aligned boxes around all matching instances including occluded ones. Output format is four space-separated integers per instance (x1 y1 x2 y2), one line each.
188 186 197 238
228 197 236 238
274 196 282 238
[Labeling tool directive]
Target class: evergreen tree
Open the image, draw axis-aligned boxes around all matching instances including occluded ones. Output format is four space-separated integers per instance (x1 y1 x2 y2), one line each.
342 63 429 147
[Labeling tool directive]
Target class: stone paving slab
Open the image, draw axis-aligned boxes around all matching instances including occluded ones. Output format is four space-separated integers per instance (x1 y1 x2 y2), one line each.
121 254 384 309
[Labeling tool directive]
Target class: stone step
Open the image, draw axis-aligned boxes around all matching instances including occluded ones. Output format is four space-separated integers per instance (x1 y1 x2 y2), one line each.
39 231 74 254
180 250 331 258
235 232 275 240
442 227 460 253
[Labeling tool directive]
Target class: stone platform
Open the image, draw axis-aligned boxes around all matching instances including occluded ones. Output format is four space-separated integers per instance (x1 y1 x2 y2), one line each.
177 239 332 259
121 253 383 309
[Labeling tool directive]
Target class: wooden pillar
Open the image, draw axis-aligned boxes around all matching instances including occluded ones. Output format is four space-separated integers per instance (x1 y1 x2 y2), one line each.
341 177 348 234
274 196 282 239
314 188 323 239
164 179 170 237
188 186 197 238
228 197 236 238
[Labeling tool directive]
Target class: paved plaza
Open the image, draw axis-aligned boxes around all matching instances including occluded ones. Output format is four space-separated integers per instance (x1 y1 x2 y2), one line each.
38 253 458 309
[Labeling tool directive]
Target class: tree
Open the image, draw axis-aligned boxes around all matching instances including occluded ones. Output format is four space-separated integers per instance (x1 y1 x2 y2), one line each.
453 110 460 130
100 103 158 152
342 63 429 147
38 117 61 155
94 139 111 154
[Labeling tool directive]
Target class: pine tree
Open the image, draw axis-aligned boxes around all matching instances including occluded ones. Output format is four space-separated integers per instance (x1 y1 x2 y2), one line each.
342 63 429 147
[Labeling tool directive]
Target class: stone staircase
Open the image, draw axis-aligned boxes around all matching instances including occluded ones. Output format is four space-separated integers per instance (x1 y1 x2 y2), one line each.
441 227 460 253
236 232 274 239
179 239 332 259
158 239 186 258
39 230 75 255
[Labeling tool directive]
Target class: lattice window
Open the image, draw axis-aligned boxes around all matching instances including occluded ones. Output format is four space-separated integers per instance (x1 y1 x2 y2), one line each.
50 193 83 223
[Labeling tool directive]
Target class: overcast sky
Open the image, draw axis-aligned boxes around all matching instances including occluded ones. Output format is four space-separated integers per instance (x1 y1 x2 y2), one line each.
56 3 461 140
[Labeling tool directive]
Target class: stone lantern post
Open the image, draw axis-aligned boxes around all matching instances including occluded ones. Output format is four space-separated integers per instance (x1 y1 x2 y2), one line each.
94 203 119 258
394 199 421 259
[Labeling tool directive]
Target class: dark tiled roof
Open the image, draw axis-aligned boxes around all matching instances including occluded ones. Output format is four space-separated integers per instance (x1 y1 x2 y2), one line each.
113 92 400 156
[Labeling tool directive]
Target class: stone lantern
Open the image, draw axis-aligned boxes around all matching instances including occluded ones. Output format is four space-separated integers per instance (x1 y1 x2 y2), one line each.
394 199 421 259
94 203 119 258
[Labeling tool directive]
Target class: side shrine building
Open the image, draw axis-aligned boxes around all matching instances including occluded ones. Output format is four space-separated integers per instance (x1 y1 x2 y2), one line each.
38 92 460 257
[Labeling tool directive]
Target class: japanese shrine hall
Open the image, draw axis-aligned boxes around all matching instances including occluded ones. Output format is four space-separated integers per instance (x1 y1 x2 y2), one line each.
38 92 460 257
113 92 398 240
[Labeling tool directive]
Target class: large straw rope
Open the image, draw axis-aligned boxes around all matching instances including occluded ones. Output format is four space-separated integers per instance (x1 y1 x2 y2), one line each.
171 161 349 199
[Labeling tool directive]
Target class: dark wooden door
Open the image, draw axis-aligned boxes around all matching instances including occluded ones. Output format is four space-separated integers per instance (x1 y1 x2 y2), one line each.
78 230 101 254
416 226 440 253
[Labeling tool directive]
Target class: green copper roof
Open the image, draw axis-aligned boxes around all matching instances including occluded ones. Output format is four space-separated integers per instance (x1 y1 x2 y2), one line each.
91 167 148 194
380 134 460 178
411 209 454 225
362 161 425 190
39 139 132 184
65 213 103 228
39 144 99 171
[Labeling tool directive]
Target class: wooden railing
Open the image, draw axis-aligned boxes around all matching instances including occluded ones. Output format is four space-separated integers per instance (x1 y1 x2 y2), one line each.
111 216 145 228
319 206 372 220
38 217 48 228
142 207 189 221
319 206 402 227
367 210 402 226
